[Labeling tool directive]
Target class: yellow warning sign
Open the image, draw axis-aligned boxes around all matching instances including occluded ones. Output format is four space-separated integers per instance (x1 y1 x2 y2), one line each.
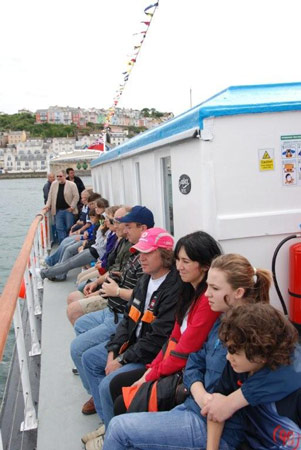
258 148 274 171
262 151 271 159
260 159 274 171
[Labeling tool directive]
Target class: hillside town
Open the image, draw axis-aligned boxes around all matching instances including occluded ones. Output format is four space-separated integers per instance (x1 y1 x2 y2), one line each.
0 106 173 174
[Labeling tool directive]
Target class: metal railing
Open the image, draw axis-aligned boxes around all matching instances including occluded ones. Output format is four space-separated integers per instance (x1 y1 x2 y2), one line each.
0 211 51 443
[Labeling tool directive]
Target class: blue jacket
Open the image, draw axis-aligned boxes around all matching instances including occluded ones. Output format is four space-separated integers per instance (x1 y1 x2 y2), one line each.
183 317 301 448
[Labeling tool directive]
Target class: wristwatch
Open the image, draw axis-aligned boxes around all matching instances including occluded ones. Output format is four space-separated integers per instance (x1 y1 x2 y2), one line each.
117 354 127 365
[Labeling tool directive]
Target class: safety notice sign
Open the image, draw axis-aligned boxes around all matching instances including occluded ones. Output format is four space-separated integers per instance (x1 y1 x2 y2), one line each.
280 134 301 186
258 148 274 171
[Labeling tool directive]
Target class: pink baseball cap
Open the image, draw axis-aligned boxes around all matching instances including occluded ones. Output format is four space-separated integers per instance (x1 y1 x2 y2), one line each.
131 227 174 253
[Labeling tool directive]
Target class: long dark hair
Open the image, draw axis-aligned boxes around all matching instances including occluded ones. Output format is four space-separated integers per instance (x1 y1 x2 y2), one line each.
175 231 222 324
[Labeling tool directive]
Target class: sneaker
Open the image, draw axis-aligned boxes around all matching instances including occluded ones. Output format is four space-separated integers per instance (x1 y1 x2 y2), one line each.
82 397 96 415
85 435 104 450
39 269 47 280
39 258 48 268
81 424 105 444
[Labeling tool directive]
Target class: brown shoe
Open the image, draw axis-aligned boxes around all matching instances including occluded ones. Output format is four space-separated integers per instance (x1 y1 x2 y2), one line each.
82 397 96 415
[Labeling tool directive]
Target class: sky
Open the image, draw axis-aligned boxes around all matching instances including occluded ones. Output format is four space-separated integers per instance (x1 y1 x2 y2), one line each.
1 0 301 117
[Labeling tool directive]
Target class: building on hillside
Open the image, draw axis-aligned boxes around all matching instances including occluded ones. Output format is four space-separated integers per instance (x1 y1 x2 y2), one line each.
52 138 76 154
110 132 128 147
4 139 48 172
0 149 4 170
0 132 8 147
8 130 27 145
36 109 48 123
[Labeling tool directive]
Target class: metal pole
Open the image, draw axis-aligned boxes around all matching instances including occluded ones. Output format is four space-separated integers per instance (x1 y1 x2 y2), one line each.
23 269 41 356
40 217 48 259
37 223 43 260
30 247 42 315
0 430 3 450
46 212 51 251
13 301 38 431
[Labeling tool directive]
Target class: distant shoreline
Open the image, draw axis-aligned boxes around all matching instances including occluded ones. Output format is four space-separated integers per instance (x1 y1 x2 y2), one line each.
0 170 91 179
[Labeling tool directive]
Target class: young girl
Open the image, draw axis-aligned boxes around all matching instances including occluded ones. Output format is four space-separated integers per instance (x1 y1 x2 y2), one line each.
101 254 301 450
106 231 222 421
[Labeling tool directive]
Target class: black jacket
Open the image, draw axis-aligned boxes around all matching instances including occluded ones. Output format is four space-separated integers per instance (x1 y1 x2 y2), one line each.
106 265 181 365
66 175 85 196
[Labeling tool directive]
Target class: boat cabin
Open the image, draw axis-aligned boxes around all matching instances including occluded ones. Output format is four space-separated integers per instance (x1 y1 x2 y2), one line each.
91 82 301 313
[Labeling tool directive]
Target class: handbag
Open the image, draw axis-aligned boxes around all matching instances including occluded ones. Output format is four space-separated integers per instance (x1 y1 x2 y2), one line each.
122 337 189 413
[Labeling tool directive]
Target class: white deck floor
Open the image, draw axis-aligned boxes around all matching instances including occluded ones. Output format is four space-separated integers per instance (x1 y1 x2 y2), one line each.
37 269 99 450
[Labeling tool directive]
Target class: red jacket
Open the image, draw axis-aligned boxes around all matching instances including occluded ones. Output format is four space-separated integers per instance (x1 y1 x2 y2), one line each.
145 293 220 382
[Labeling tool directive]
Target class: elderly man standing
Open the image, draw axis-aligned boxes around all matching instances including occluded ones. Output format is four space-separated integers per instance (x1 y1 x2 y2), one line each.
44 170 79 243
43 172 55 204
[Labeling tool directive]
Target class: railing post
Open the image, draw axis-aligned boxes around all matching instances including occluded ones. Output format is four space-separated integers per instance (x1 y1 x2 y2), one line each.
23 269 41 356
46 212 52 251
37 222 44 260
13 300 38 431
0 430 3 450
30 247 42 315
40 217 48 259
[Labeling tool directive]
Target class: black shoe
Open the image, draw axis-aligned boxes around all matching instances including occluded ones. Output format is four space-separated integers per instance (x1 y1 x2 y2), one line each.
49 276 66 281
40 269 47 280
72 368 79 375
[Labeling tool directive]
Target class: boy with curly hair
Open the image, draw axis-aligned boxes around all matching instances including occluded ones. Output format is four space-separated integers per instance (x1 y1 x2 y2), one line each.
207 303 301 450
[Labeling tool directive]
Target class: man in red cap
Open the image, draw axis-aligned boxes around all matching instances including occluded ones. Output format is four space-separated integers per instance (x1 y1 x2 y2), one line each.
81 227 181 449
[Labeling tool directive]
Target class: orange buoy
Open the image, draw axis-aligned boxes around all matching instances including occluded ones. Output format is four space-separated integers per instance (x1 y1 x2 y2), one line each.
19 279 26 299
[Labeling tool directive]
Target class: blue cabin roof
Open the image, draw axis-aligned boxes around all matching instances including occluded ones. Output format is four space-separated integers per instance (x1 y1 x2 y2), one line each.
91 82 301 167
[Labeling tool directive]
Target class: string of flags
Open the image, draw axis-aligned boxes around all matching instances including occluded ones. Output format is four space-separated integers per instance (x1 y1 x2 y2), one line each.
103 1 159 127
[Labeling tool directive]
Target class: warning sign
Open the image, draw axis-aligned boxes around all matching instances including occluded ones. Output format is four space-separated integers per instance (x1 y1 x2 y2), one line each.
258 149 274 171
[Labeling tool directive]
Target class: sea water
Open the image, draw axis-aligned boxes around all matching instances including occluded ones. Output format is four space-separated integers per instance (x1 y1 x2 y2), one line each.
0 176 92 403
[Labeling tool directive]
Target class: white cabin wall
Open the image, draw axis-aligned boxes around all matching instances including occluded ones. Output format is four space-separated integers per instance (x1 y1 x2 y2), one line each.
170 138 217 240
206 110 301 309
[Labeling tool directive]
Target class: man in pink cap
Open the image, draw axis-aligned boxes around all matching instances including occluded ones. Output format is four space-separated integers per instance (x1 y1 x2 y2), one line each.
81 227 181 449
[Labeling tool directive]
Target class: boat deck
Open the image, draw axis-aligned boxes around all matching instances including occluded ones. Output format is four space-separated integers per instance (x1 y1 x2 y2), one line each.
37 269 99 450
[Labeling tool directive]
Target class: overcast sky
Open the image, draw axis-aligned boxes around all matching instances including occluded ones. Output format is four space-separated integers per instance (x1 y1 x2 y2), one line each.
1 0 301 116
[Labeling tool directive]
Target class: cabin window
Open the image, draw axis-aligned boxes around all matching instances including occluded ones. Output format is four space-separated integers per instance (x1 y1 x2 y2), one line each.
135 161 142 204
161 156 174 235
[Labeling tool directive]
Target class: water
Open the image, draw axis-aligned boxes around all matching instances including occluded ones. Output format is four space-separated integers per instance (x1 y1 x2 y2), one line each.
0 176 92 403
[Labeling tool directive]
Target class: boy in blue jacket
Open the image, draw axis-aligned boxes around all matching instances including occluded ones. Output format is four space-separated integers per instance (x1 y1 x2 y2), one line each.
207 303 301 450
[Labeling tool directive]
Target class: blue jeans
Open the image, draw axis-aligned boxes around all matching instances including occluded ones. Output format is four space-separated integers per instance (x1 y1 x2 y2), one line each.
70 308 123 393
82 341 144 427
55 209 75 243
41 248 95 280
103 404 235 450
45 236 77 266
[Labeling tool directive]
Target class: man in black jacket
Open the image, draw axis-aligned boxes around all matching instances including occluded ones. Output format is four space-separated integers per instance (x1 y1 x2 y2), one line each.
81 227 181 443
66 167 85 197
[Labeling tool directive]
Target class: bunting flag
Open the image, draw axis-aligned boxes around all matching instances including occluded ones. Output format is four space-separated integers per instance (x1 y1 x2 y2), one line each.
103 1 159 126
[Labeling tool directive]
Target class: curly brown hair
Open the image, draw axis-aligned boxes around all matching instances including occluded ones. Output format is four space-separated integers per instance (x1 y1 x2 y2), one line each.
219 304 298 370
